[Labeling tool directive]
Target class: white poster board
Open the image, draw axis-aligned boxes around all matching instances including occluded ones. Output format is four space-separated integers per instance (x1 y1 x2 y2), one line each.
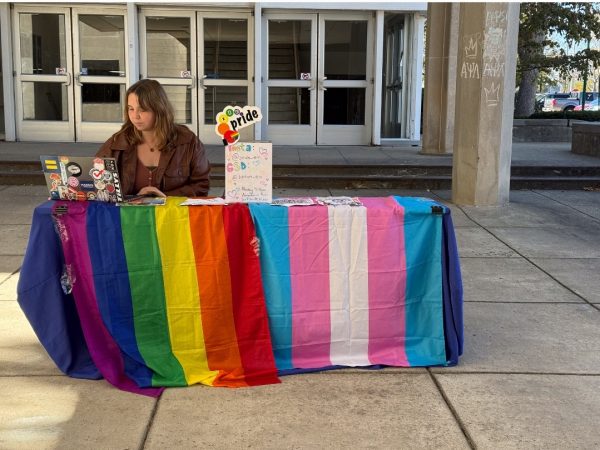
224 142 272 203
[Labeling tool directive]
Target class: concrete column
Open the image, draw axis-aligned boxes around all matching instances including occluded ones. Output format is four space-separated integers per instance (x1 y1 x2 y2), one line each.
421 3 458 155
451 3 519 206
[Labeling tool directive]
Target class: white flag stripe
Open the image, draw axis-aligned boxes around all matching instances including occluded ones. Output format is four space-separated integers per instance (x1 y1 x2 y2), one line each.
329 205 370 366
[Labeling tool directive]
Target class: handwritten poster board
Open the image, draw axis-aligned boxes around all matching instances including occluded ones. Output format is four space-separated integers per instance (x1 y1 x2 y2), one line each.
225 142 272 203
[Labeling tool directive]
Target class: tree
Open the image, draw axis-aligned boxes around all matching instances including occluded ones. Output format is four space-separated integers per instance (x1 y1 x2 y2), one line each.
514 2 600 117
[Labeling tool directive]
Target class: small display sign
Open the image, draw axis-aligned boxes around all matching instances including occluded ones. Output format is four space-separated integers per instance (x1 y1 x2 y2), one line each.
225 142 272 203
215 105 263 145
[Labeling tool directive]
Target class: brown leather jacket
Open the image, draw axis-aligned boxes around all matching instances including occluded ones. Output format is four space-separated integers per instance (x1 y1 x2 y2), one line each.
96 125 210 197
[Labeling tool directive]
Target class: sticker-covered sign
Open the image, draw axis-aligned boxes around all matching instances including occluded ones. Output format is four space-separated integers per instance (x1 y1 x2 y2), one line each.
215 105 263 145
225 142 272 203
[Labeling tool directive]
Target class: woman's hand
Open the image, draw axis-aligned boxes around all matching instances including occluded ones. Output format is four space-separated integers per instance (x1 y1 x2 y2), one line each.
137 186 166 197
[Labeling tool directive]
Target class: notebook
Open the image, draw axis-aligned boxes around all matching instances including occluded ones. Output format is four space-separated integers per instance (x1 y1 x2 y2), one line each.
40 155 123 202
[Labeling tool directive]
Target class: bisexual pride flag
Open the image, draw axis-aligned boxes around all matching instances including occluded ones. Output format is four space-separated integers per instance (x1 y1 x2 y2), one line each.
250 196 459 372
40 198 279 396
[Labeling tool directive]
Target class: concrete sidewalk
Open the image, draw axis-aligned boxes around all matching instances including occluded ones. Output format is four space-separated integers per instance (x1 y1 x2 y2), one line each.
1 184 599 449
1 140 600 168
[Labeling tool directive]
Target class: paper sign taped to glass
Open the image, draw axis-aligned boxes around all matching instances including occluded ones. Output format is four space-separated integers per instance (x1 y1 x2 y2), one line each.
225 142 272 204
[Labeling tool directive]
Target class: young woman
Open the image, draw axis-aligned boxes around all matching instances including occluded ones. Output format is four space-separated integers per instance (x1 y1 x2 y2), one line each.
96 79 210 197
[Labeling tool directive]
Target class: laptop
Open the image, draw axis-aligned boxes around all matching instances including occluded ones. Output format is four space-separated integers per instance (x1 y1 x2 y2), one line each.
40 155 123 202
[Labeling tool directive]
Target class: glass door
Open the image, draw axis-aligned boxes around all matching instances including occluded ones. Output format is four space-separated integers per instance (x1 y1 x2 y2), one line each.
198 12 254 145
381 14 405 139
265 14 317 145
73 8 127 141
264 12 372 145
13 5 128 142
139 10 196 132
317 13 373 145
13 6 75 141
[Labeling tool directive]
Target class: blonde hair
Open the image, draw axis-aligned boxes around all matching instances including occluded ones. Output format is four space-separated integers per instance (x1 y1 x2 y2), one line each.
118 79 177 150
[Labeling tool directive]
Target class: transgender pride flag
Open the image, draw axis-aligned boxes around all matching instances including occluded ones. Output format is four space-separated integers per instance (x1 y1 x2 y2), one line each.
249 196 448 372
18 196 461 396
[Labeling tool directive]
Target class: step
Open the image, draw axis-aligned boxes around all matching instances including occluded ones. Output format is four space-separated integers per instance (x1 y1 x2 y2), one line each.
1 161 599 190
510 176 600 190
210 164 453 177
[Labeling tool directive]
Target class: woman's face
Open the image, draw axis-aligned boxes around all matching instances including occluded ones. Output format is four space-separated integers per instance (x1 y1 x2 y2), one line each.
127 93 156 133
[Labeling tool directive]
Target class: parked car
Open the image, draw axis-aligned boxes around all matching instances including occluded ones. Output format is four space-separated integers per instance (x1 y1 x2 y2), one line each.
580 92 599 104
542 92 580 112
534 93 546 112
574 98 600 111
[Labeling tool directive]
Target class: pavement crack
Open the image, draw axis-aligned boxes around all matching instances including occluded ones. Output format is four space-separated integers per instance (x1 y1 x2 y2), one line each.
427 368 477 449
531 190 600 224
139 394 161 450
455 200 600 313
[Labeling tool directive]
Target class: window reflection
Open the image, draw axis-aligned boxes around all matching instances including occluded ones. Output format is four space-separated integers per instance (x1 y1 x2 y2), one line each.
163 85 192 124
269 88 310 124
79 15 125 77
204 86 247 124
81 84 125 122
19 13 67 75
22 82 67 121
146 16 191 78
204 19 248 79
324 21 367 81
268 20 311 80
324 88 365 125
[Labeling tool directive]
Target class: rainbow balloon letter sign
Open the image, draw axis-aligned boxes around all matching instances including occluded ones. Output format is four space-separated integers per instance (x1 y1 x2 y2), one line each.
216 105 263 145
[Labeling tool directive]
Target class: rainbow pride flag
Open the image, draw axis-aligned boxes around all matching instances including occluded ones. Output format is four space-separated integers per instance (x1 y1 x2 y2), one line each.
51 198 279 396
18 196 462 395
249 196 448 371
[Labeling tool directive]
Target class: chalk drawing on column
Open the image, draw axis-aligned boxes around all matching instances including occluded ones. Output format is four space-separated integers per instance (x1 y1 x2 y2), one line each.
461 33 481 79
484 82 501 106
486 10 507 28
482 9 508 107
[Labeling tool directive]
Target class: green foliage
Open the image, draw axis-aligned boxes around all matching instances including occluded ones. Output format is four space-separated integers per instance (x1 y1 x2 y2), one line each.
518 2 600 76
515 3 600 117
521 111 600 121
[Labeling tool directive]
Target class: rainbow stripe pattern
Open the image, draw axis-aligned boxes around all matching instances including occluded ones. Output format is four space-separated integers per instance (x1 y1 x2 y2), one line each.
18 196 463 396
51 198 279 396
249 196 448 371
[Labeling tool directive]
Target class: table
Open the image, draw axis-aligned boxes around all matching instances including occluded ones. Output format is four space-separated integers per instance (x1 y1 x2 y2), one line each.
17 197 463 396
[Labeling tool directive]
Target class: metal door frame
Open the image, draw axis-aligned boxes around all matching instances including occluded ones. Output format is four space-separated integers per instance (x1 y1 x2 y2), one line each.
139 8 197 132
13 5 74 141
262 12 317 145
198 10 254 145
316 12 373 145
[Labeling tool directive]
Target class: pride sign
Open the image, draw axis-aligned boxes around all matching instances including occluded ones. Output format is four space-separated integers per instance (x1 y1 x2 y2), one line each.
215 105 263 145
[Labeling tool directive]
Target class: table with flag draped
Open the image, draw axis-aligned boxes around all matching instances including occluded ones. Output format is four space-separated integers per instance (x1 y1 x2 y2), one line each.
17 197 463 396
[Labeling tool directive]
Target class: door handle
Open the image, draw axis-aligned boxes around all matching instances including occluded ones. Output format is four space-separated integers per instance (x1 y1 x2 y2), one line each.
75 73 83 86
187 75 197 90
62 72 72 86
199 75 208 90
308 77 316 91
320 76 327 91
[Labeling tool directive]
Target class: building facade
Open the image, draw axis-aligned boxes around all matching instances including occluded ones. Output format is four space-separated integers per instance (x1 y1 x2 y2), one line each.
0 2 426 145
